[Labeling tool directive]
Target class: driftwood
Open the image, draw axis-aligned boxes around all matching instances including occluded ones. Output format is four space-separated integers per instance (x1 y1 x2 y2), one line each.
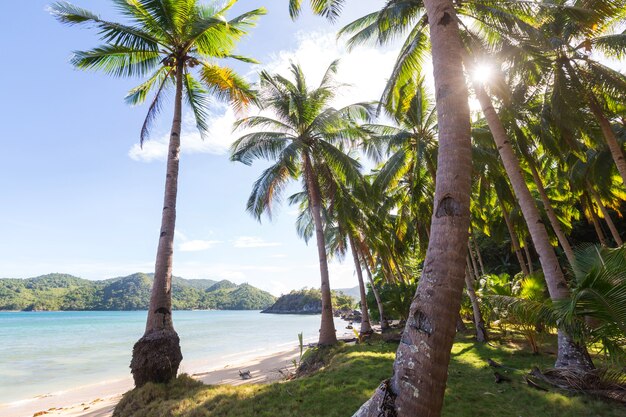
238 369 252 380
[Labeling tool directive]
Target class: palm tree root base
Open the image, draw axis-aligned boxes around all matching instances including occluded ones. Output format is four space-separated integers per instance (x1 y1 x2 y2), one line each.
130 329 183 387
555 331 594 371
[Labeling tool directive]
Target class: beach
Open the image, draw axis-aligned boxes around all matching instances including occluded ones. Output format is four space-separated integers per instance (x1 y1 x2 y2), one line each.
2 345 304 417
0 311 355 417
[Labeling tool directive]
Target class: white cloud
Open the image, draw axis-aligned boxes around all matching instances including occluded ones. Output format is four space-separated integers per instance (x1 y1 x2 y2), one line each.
232 236 282 248
128 103 238 162
179 239 221 252
259 31 401 110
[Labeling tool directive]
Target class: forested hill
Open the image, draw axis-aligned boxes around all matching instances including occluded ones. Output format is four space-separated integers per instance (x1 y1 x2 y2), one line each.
262 288 354 314
0 273 275 311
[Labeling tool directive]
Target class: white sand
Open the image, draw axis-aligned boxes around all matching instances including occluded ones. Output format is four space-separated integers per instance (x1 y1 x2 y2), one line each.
0 347 302 417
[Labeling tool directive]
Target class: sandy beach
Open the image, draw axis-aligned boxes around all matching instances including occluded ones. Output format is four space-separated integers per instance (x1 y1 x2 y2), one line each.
1 346 303 417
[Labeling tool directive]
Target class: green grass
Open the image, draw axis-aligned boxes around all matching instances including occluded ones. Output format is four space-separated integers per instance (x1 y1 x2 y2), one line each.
114 333 624 417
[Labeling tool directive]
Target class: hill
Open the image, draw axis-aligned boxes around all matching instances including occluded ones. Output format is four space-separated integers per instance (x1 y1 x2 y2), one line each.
335 286 361 300
0 273 275 311
262 288 355 314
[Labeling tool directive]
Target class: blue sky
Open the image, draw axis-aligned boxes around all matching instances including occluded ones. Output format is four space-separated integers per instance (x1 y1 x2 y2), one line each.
0 0 400 295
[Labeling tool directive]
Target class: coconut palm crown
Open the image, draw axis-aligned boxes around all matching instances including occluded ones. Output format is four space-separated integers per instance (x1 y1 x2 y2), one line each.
51 0 265 386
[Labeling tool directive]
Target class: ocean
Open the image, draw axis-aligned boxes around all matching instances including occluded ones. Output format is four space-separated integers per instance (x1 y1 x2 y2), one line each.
0 310 350 405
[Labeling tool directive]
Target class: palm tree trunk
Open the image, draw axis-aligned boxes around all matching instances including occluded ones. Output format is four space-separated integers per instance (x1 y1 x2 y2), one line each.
361 247 389 332
474 82 594 371
465 264 488 343
304 153 337 346
587 183 623 246
523 240 534 274
587 96 626 186
468 242 481 280
350 235 372 335
130 64 184 387
585 196 608 245
472 234 486 275
498 195 530 276
354 3 473 415
525 156 576 265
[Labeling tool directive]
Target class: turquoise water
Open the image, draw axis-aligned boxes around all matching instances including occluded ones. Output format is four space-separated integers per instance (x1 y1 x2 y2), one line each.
0 311 346 405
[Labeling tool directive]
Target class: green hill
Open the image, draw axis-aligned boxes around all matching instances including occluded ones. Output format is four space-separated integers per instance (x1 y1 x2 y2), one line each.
0 273 275 311
262 288 354 314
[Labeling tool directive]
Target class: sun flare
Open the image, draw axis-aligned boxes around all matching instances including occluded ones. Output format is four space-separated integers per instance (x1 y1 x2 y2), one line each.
473 63 494 84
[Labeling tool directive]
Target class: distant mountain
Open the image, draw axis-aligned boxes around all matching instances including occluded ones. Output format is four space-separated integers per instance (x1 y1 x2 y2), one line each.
262 288 355 314
0 273 275 311
336 286 361 300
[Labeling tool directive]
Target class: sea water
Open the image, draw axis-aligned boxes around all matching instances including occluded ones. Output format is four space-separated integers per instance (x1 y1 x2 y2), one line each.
0 310 350 405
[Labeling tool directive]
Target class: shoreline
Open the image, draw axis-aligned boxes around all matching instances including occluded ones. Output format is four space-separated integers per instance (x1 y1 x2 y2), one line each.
0 344 306 417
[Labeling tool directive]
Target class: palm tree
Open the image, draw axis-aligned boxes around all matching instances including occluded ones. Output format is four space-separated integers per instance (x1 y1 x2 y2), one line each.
291 2 473 416
51 0 264 386
471 74 594 370
230 61 372 346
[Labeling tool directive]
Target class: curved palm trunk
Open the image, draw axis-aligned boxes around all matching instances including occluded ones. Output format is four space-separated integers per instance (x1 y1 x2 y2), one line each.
354 3 473 416
588 97 626 187
304 153 337 346
349 236 372 335
130 65 184 387
361 248 389 332
498 195 530 276
587 183 623 246
474 83 593 371
525 156 576 265
464 265 488 343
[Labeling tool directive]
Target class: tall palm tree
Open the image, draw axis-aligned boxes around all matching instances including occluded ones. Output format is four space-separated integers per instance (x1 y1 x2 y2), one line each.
291 2 473 416
51 0 264 386
230 61 372 346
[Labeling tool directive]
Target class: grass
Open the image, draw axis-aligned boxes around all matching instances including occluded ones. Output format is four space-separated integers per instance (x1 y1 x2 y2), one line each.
114 332 624 417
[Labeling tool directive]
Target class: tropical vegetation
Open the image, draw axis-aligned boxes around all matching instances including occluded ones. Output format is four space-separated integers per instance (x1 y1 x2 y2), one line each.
51 0 626 416
0 273 275 311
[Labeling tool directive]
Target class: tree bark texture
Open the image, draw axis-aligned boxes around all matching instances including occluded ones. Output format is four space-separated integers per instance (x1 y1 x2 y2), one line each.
475 83 593 371
131 64 184 387
353 3 472 416
350 236 373 335
304 152 337 346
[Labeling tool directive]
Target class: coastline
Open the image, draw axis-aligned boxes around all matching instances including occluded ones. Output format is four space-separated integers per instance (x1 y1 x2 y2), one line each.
0 345 304 417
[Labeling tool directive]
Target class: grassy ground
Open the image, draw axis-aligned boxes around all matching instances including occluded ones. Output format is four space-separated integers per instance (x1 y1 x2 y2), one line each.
114 332 624 417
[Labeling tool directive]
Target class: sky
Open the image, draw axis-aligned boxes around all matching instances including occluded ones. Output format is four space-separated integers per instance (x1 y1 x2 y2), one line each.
0 0 402 296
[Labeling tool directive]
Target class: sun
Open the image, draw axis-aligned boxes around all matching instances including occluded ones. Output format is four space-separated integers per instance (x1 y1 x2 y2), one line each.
472 63 494 85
